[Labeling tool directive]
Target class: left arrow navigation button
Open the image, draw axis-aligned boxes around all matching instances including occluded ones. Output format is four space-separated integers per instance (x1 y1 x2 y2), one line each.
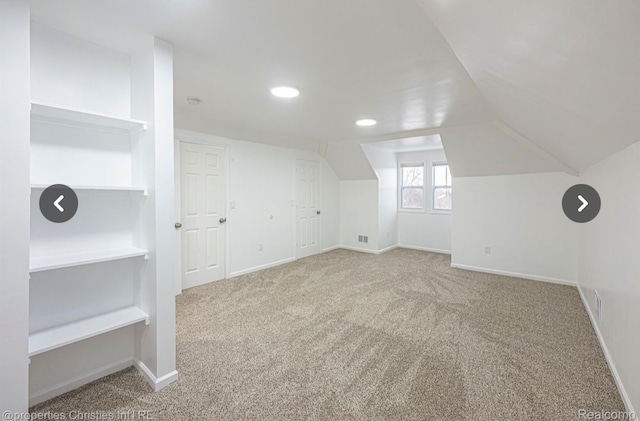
54 195 65 212
39 185 78 223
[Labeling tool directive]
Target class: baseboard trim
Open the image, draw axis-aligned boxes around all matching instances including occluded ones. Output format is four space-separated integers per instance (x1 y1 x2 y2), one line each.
134 359 179 392
577 286 636 417
450 263 577 287
397 244 451 255
228 257 296 278
377 245 398 254
338 245 397 255
321 245 341 253
29 358 133 407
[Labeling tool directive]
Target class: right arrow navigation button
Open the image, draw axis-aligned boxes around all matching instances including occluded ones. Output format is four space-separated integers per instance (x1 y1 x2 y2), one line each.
577 195 588 213
563 184 600 223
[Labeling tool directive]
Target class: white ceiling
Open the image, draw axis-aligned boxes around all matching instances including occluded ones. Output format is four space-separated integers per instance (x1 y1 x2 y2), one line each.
365 135 443 153
416 0 640 174
31 0 640 177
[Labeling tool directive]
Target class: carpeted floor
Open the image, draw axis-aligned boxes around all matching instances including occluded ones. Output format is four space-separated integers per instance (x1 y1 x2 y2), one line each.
31 249 624 420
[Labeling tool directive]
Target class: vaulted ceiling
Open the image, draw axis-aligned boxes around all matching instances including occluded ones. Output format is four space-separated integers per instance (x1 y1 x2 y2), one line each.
31 0 640 177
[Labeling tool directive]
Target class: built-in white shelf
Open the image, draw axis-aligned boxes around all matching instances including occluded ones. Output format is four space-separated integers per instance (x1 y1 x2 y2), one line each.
30 247 148 273
29 306 149 357
31 184 148 196
30 101 147 134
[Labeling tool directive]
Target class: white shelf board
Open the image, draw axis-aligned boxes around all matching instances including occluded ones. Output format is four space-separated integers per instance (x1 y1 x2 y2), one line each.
31 184 147 195
30 247 148 272
31 101 147 134
29 306 149 357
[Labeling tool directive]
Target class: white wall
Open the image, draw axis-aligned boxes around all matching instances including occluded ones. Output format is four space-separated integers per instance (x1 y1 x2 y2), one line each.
227 140 297 275
321 159 340 251
31 23 131 117
578 141 640 414
174 130 341 281
0 0 30 412
339 180 379 252
130 37 178 388
451 172 579 284
397 149 452 254
362 145 398 251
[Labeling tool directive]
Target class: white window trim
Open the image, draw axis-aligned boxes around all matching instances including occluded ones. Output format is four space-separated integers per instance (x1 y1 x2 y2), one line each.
430 161 452 214
398 161 427 212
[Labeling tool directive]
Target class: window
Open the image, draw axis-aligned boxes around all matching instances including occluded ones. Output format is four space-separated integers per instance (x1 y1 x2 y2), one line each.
400 163 425 209
432 162 452 211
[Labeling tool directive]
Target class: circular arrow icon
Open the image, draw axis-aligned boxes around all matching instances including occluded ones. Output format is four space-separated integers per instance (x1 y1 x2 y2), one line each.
39 184 78 223
562 184 600 223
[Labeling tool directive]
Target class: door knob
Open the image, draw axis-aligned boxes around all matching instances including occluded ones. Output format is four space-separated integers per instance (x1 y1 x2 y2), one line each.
219 218 227 224
175 222 182 229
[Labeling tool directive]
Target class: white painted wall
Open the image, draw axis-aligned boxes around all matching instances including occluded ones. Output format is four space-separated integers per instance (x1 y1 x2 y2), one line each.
451 172 579 284
362 145 398 251
578 141 640 414
31 22 131 117
174 130 341 281
321 159 340 251
0 0 30 412
397 149 452 254
339 180 379 252
130 37 178 387
227 140 297 275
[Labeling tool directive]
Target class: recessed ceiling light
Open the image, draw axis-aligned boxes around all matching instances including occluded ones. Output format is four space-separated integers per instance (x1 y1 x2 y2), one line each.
186 97 201 105
356 119 377 127
271 86 300 98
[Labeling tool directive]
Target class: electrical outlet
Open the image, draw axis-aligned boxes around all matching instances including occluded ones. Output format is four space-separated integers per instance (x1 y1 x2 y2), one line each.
484 246 491 254
258 243 263 252
594 290 602 321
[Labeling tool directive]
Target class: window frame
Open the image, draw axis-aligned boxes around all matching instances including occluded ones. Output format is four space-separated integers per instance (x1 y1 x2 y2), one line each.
431 161 452 214
398 161 427 212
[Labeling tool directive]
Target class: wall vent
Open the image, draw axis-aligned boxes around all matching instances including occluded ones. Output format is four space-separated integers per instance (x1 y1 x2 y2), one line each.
358 235 369 244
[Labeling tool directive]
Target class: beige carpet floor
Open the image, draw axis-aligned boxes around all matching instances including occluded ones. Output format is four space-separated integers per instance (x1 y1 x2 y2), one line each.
32 249 624 420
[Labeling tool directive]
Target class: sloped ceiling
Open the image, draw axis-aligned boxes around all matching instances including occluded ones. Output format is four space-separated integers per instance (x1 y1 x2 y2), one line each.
441 122 564 177
416 0 640 174
29 0 640 178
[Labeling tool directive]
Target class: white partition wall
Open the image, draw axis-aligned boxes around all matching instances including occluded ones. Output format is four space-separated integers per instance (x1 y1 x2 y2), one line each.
26 25 177 405
130 37 179 389
0 0 31 412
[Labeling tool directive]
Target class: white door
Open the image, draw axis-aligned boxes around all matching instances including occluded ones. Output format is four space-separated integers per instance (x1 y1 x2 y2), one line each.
296 159 321 258
180 142 226 290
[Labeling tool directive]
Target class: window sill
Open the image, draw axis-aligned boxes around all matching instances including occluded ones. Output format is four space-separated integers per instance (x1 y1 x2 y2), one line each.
399 208 426 213
430 209 452 215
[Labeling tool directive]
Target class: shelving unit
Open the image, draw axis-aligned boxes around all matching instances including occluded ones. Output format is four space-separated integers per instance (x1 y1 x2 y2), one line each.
29 99 152 395
31 184 148 196
30 101 147 134
29 306 149 357
29 247 148 272
25 28 177 407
